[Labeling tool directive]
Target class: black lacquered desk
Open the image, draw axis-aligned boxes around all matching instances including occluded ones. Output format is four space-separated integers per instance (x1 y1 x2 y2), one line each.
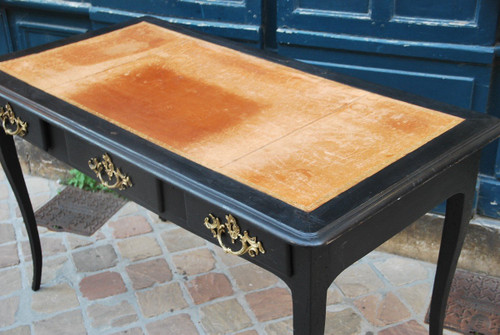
0 17 499 335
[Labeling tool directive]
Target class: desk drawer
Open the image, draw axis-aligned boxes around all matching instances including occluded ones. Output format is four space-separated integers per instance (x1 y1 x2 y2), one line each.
0 100 48 150
184 193 292 276
65 133 163 213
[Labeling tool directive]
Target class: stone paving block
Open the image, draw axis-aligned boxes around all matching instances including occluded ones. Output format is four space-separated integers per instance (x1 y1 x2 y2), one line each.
136 282 188 318
161 228 205 252
236 330 258 335
94 231 106 240
200 298 252 334
22 236 65 261
0 296 19 327
0 225 15 245
354 292 411 327
34 310 86 335
0 203 10 221
335 263 385 298
109 215 152 239
374 257 429 286
0 268 21 296
117 236 162 262
0 184 9 201
186 272 233 304
72 244 118 272
25 177 50 194
147 210 173 226
31 283 79 314
172 248 216 276
229 263 279 292
109 328 144 335
66 235 93 250
327 286 344 305
146 314 198 335
126 258 172 290
212 247 247 267
246 287 293 322
25 256 67 285
378 320 427 335
80 271 127 300
116 202 139 216
324 308 363 335
265 318 293 335
0 325 30 335
87 300 138 329
0 244 19 268
398 283 432 315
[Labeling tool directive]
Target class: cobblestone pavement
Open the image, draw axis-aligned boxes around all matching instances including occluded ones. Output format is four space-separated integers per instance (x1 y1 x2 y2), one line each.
0 170 464 335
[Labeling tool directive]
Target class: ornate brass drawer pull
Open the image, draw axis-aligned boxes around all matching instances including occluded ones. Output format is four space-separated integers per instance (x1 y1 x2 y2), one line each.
204 214 265 257
88 153 133 190
0 103 27 137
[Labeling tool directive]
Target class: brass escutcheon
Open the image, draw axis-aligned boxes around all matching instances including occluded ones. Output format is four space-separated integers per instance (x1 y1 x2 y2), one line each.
0 103 27 136
88 153 132 190
204 214 265 257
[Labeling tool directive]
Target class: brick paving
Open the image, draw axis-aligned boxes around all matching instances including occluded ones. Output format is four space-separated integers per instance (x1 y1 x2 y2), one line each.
0 170 465 335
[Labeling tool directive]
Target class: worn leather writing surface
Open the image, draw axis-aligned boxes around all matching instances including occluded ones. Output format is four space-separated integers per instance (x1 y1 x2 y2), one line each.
0 22 463 211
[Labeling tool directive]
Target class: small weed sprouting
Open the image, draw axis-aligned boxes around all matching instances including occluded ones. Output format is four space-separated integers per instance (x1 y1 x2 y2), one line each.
62 169 110 192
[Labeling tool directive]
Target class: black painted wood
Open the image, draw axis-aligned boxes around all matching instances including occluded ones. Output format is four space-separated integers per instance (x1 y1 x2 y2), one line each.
0 128 41 291
429 172 478 335
0 17 499 334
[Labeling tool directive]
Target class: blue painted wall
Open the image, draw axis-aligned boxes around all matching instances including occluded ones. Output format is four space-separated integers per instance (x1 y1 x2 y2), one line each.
0 0 499 218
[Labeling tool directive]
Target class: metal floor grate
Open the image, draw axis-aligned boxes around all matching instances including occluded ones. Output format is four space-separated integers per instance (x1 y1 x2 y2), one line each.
426 269 500 335
35 186 127 236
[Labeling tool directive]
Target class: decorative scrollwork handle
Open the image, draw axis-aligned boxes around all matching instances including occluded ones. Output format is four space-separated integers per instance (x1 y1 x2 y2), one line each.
0 103 27 136
88 153 133 190
204 214 265 257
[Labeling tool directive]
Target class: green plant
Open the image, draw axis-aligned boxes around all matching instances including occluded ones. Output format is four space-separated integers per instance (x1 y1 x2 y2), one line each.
62 169 110 192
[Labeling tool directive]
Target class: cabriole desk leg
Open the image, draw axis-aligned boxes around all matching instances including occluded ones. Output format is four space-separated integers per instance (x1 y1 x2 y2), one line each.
429 156 479 335
0 130 42 291
285 247 332 335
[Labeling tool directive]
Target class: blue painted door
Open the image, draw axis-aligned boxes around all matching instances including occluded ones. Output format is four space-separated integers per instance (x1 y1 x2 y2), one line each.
278 0 497 44
88 0 262 45
0 1 92 51
0 9 12 54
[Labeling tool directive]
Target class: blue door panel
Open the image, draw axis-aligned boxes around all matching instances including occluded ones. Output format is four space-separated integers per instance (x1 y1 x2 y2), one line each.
276 29 497 64
0 9 12 53
298 59 475 109
478 175 500 218
6 9 91 51
88 7 261 46
278 0 499 45
277 45 492 112
297 0 370 13
395 0 477 21
489 61 500 179
496 142 500 178
90 0 260 25
14 21 88 50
